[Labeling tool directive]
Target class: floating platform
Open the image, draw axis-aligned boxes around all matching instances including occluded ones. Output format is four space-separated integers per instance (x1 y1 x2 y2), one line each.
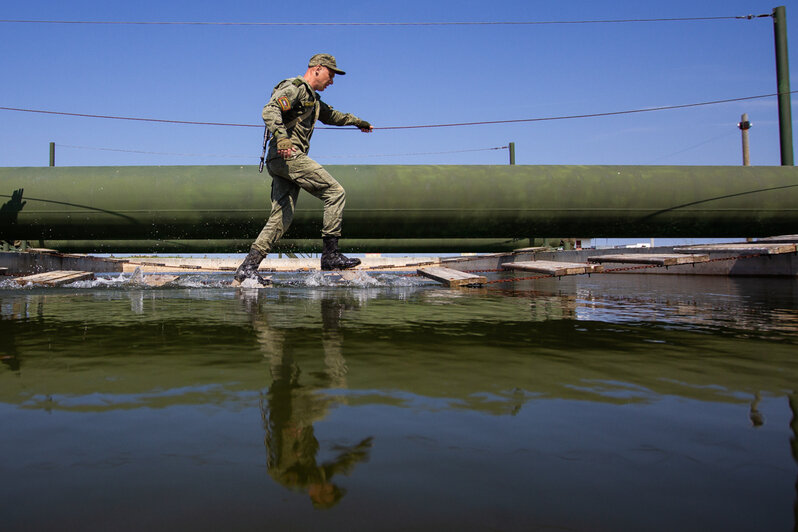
418 267 487 287
673 243 797 255
588 254 709 266
503 261 603 277
440 237 797 278
16 270 95 286
140 274 179 287
230 277 273 288
2 236 796 286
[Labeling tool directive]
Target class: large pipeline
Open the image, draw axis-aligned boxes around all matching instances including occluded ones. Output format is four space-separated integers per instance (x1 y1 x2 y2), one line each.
37 238 530 254
1 166 797 247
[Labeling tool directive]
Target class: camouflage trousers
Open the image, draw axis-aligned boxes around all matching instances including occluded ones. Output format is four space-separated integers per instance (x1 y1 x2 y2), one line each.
252 152 346 253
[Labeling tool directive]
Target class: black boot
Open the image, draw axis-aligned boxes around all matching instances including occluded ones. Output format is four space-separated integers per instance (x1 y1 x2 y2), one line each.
235 247 268 283
321 236 361 271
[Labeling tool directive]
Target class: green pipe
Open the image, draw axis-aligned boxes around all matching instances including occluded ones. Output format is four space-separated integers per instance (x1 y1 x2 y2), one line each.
41 238 530 254
773 6 794 166
1 165 797 241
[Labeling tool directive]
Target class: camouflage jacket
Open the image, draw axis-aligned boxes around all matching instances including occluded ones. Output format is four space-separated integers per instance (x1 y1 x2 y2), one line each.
262 76 361 155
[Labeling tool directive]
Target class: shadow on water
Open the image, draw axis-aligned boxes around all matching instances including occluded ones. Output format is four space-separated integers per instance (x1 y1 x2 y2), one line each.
1 274 797 530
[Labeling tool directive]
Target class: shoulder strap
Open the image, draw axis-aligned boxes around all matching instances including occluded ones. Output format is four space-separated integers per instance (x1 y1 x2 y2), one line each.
273 76 317 129
284 103 317 130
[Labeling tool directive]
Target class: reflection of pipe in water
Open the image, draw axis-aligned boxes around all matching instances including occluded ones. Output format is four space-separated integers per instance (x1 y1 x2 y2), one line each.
243 292 373 508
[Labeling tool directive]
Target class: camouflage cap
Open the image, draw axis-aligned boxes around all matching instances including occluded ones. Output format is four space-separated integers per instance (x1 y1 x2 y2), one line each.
308 53 346 75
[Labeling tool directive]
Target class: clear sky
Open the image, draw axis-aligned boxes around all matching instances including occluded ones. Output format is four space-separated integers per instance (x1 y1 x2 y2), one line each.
1 0 796 168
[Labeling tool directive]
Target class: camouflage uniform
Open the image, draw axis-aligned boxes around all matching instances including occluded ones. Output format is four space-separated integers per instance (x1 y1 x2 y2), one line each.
252 76 365 253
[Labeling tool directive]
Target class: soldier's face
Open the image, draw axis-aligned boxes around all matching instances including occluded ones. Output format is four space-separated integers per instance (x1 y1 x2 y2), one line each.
314 67 335 92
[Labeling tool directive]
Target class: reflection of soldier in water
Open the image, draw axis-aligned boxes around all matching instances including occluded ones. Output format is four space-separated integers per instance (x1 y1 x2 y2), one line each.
243 292 372 508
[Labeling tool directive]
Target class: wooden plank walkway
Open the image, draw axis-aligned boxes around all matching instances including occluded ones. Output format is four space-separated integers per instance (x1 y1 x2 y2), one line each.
673 243 797 255
503 261 603 276
25 248 59 254
512 246 548 253
16 270 95 286
230 276 273 288
141 274 179 287
588 253 709 266
756 235 798 243
328 270 364 282
418 266 487 287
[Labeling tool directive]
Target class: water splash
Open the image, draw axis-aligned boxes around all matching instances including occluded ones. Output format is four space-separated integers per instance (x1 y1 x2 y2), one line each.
0 267 429 290
288 270 427 288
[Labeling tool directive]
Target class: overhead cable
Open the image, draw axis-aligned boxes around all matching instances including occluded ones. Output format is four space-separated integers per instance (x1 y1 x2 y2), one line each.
376 93 796 130
58 144 252 158
0 107 254 127
58 143 508 159
2 92 793 130
0 15 771 27
319 146 509 158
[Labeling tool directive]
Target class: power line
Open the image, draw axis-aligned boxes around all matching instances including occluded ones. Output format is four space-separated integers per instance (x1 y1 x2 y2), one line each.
652 131 736 162
2 92 792 130
0 107 256 127
58 144 252 158
58 143 508 159
377 93 796 130
0 15 771 27
320 146 508 158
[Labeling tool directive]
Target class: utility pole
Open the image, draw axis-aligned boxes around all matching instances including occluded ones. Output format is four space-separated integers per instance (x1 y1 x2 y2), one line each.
508 142 516 165
738 114 752 166
773 6 793 165
49 142 55 167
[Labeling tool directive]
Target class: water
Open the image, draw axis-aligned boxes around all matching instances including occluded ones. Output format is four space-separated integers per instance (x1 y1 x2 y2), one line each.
1 272 797 531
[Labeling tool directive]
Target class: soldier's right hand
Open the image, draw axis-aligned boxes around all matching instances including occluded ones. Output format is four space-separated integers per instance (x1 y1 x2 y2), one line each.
277 138 294 159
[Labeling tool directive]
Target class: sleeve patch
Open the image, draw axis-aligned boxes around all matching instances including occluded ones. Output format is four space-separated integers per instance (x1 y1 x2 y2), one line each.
277 97 291 112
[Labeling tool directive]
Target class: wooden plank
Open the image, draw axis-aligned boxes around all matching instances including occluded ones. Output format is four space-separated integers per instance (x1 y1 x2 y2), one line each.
673 243 796 255
588 253 709 266
512 246 548 253
142 274 179 287
230 276 273 288
756 234 798 243
16 270 95 286
24 247 59 254
330 270 363 282
503 261 603 276
418 266 487 287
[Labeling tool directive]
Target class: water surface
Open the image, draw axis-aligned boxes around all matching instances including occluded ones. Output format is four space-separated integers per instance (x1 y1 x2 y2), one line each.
2 272 797 531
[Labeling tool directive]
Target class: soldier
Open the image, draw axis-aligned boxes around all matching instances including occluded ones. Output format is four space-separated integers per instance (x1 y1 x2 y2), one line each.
235 53 372 283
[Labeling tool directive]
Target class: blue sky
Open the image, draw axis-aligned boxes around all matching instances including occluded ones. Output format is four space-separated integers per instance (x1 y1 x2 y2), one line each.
1 0 795 167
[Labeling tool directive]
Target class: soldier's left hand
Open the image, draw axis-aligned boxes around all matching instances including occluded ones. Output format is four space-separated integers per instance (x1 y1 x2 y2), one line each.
356 120 373 133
